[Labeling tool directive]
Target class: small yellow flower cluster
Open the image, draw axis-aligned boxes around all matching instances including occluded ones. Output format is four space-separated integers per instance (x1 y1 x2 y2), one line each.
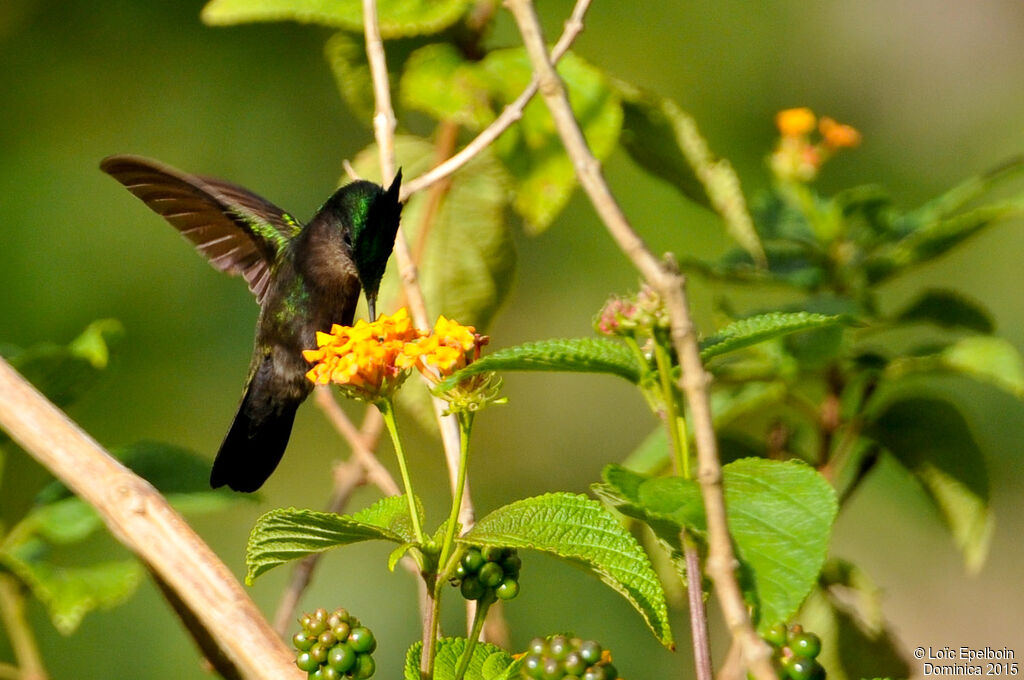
771 107 860 182
303 309 497 410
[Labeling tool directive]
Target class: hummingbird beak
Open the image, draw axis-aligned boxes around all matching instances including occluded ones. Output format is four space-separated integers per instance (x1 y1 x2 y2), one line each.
366 291 377 322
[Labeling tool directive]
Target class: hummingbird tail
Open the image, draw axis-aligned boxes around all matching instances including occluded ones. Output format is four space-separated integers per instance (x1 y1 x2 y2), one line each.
210 390 301 492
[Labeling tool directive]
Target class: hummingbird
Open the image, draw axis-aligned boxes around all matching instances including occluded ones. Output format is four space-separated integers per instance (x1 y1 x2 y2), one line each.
100 155 402 492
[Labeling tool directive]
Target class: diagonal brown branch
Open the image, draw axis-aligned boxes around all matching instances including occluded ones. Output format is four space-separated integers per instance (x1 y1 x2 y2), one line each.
501 1 777 678
0 358 302 680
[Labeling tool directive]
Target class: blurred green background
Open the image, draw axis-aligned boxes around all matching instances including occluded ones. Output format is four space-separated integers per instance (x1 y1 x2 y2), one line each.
1 1 1023 677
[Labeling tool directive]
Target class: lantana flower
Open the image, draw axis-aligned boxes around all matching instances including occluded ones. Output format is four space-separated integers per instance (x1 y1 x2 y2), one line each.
771 107 860 182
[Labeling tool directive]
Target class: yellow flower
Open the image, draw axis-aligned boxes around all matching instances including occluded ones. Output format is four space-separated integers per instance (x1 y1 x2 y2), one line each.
819 116 861 149
775 107 816 137
302 308 424 402
400 315 486 381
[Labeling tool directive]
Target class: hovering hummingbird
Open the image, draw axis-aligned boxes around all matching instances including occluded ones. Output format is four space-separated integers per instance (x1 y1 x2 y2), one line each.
101 155 402 492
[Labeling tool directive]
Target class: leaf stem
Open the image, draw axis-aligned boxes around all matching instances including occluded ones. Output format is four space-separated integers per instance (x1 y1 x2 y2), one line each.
682 531 712 680
377 398 425 544
454 595 493 680
0 572 48 680
653 336 689 479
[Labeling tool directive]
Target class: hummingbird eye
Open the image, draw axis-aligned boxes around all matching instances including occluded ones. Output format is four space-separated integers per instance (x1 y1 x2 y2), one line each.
342 231 353 248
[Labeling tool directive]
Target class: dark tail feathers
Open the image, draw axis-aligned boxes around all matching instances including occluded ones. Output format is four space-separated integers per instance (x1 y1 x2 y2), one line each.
209 390 300 492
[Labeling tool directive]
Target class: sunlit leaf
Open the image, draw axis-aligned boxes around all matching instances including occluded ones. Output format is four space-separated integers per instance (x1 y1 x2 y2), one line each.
399 43 494 129
404 638 522 680
700 312 846 362
202 0 473 38
868 398 993 572
464 492 673 648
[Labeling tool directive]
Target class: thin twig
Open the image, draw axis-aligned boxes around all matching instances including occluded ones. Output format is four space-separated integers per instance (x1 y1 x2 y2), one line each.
401 0 592 200
0 358 301 680
501 1 776 677
313 388 398 496
0 573 47 680
683 533 713 680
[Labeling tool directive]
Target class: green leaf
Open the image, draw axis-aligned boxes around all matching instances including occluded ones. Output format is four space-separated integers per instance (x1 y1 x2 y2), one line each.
940 336 1024 398
613 81 764 263
867 397 993 572
0 546 143 634
440 337 643 391
865 200 1024 283
682 240 826 290
404 638 522 680
324 32 377 123
245 495 421 583
619 428 670 476
710 381 788 429
700 312 846 362
797 586 910 680
723 458 838 629
478 49 621 233
464 492 673 648
399 43 494 129
353 136 515 330
7 319 123 409
892 289 994 333
202 0 472 38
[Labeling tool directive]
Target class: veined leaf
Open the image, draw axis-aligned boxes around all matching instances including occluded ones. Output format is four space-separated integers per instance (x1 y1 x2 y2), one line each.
245 495 422 583
479 48 622 233
613 80 764 263
464 492 673 648
404 638 521 680
0 546 142 635
202 0 472 38
440 337 643 391
892 289 994 333
867 397 993 572
940 336 1024 398
700 312 845 362
399 43 494 129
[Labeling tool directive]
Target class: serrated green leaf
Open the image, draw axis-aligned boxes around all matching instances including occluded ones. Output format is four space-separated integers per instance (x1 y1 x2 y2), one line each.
324 32 376 122
682 240 826 290
399 43 494 129
867 398 992 572
202 0 472 38
892 289 994 333
0 547 142 634
700 312 845 362
619 428 670 475
818 558 884 632
478 48 621 233
440 337 643 392
245 496 421 583
797 586 910 680
464 492 673 648
723 458 838 629
404 638 521 680
353 136 515 330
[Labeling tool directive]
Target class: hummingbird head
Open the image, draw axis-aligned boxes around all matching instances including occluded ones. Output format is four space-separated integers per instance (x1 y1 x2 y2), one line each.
322 170 403 320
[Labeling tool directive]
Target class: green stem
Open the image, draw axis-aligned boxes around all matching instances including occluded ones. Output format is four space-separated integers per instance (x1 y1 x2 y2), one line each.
377 398 425 544
653 336 690 479
424 412 475 679
454 595 493 680
0 573 48 680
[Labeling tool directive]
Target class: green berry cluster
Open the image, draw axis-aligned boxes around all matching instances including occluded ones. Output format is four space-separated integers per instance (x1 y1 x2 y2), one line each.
451 546 521 601
521 635 618 680
764 623 824 680
293 608 376 679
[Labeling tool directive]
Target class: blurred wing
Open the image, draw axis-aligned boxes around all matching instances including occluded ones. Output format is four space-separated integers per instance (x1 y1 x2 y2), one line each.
100 154 303 303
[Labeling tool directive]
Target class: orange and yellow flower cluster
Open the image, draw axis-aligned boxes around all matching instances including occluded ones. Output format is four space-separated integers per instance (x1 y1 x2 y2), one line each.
771 107 860 182
303 308 493 406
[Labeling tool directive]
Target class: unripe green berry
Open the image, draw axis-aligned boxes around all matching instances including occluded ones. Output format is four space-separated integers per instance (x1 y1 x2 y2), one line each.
582 668 604 680
318 631 337 648
320 666 341 680
602 664 618 680
328 609 350 627
308 612 328 636
784 656 818 680
348 627 377 654
310 642 329 664
310 669 326 680
294 632 316 651
789 632 822 659
548 635 571 660
495 578 520 600
540 657 562 680
460 575 486 600
564 651 587 676
524 654 545 679
528 638 548 656
327 642 357 674
354 654 376 679
462 549 486 574
482 545 508 562
578 641 602 666
479 562 505 588
332 622 351 642
502 554 522 576
296 651 319 672
765 622 788 648
454 563 468 580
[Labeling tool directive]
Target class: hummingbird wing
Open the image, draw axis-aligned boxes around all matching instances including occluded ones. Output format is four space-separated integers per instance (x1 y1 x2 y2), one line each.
100 154 303 304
